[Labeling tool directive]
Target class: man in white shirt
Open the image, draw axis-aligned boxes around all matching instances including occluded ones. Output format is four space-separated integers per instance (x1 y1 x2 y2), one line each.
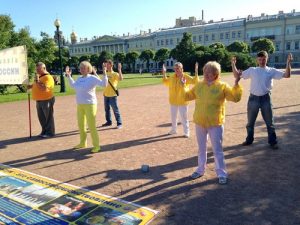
232 51 292 149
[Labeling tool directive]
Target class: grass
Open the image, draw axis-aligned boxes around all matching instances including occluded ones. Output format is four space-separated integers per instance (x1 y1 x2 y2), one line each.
0 73 164 103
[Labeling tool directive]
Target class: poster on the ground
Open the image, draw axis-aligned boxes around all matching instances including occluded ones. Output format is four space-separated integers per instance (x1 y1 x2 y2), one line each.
0 46 28 85
0 164 158 225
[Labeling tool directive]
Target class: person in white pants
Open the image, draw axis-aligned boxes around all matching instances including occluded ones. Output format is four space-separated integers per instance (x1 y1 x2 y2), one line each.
185 61 242 184
162 62 199 137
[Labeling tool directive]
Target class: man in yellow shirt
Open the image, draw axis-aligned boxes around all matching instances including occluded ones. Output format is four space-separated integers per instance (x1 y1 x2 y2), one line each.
27 62 55 138
102 60 123 129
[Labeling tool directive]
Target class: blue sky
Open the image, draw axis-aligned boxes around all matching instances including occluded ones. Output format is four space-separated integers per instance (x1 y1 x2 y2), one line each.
1 0 298 40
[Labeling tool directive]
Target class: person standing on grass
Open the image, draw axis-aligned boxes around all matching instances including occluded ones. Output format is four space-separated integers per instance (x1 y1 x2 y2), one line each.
27 62 55 138
231 51 293 149
101 59 123 129
162 62 199 138
186 61 242 184
65 61 108 153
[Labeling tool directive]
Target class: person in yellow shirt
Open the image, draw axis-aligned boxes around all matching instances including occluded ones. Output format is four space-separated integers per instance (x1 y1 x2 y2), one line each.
185 61 242 184
102 60 123 129
27 62 55 138
162 62 199 137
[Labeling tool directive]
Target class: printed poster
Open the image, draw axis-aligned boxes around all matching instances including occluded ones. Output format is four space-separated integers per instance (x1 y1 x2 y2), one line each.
0 164 158 225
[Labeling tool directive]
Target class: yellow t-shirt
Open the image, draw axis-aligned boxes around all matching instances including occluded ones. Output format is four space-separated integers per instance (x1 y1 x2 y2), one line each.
32 74 54 101
163 73 199 106
103 71 119 97
185 79 242 128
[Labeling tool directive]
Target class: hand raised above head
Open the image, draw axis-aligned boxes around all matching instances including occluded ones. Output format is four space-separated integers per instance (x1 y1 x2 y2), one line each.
162 64 167 75
118 63 122 71
195 62 199 73
231 56 237 65
102 63 107 74
287 53 293 63
65 66 72 77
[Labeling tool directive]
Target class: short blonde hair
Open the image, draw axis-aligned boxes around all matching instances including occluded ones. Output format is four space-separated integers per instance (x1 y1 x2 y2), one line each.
174 62 183 69
203 61 221 79
79 61 93 74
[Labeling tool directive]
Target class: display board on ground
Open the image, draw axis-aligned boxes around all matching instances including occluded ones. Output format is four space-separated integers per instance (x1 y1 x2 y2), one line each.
0 164 158 225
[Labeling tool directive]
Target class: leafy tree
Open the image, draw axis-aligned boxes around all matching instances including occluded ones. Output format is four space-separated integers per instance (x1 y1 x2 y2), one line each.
79 55 91 63
154 48 170 67
113 52 126 65
52 47 70 72
68 56 79 73
169 32 196 72
99 51 113 66
139 49 154 71
90 54 99 67
231 52 256 70
251 38 275 54
35 32 57 68
125 51 139 72
0 15 14 49
227 41 249 53
209 42 225 49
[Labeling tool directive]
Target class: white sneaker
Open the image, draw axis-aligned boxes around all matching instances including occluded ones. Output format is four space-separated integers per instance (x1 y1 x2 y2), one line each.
184 133 190 138
168 130 177 135
116 125 122 129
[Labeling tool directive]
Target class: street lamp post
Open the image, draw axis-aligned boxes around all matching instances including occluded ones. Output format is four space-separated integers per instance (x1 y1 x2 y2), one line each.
54 19 66 92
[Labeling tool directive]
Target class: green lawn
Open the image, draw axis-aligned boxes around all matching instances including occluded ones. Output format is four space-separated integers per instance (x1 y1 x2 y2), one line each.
0 73 164 103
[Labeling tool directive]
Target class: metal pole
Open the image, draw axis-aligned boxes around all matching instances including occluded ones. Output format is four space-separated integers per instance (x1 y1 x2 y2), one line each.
56 26 65 92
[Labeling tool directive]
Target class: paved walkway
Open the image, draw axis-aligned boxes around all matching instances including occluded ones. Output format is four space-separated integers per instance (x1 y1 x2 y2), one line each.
1 75 300 224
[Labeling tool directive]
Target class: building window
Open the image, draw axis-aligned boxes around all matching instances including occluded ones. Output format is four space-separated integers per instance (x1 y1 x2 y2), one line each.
225 32 229 39
275 42 280 51
75 48 77 53
157 40 159 46
171 61 173 66
193 36 196 42
286 42 291 50
295 41 299 50
177 38 180 43
166 39 169 45
232 32 236 38
205 35 209 41
275 56 279 63
166 61 169 66
198 35 202 42
237 31 241 38
296 25 300 34
220 33 224 40
212 34 215 41
140 42 142 47
161 40 164 45
170 39 173 45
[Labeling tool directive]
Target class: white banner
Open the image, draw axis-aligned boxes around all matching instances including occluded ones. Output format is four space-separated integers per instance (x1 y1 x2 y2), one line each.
0 46 28 85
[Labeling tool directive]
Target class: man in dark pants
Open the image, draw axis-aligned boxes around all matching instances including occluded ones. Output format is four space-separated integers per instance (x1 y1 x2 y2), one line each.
231 51 292 149
27 62 55 138
102 60 123 129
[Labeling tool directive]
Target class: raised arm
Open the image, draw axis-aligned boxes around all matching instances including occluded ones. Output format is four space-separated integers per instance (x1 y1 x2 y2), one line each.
65 66 75 87
283 53 293 78
162 63 167 79
194 62 199 82
231 56 241 78
118 63 123 81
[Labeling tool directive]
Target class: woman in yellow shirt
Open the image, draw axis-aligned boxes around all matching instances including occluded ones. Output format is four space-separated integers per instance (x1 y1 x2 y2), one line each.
185 61 242 184
162 62 199 137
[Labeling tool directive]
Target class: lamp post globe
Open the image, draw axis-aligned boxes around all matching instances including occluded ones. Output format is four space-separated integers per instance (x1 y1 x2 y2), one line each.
54 19 65 92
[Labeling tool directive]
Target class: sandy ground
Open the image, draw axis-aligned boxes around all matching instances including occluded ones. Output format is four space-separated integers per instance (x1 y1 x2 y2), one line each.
0 73 300 225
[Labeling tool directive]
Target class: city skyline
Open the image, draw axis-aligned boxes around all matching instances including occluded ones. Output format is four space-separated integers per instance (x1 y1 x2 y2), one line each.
1 0 299 40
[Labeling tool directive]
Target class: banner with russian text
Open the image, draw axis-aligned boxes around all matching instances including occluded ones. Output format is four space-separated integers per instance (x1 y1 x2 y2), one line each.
0 164 158 225
0 46 28 85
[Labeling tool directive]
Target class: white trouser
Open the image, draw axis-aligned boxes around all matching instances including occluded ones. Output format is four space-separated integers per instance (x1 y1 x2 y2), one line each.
195 124 227 177
170 105 189 135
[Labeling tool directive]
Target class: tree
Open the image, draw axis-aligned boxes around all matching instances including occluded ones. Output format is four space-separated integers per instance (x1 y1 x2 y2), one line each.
113 52 126 65
68 56 79 73
227 41 249 53
90 54 99 67
79 55 91 63
0 15 14 49
125 51 139 72
169 32 196 72
35 32 57 69
154 48 170 67
209 42 225 49
251 38 275 54
99 51 113 66
139 49 154 72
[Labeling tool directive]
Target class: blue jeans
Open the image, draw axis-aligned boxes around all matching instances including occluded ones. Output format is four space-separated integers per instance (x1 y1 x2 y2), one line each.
246 93 277 145
104 96 122 125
